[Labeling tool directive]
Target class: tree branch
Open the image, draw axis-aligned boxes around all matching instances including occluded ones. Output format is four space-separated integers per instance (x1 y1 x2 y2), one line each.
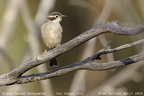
0 21 144 86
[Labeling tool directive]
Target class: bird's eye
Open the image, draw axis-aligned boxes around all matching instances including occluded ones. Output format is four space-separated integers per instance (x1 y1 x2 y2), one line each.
55 15 59 18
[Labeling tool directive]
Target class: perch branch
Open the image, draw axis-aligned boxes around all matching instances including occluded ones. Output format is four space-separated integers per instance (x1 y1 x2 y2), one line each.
14 39 144 84
0 21 144 86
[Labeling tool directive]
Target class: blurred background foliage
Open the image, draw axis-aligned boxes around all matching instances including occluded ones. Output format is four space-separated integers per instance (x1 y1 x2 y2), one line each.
0 0 144 96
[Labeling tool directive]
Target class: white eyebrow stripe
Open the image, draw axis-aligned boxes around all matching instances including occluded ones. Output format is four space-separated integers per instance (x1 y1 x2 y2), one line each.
48 15 56 18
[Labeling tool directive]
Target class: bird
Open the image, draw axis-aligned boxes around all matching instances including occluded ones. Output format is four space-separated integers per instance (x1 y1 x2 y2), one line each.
41 12 66 67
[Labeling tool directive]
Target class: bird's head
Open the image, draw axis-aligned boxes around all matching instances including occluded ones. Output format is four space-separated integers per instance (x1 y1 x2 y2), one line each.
47 12 66 23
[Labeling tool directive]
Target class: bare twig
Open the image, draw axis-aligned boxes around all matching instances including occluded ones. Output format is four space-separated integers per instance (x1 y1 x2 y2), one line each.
16 39 144 83
0 48 14 70
34 0 56 96
19 0 54 96
35 0 56 26
0 0 19 48
69 0 115 93
85 61 144 96
0 0 19 69
96 0 116 24
0 21 144 86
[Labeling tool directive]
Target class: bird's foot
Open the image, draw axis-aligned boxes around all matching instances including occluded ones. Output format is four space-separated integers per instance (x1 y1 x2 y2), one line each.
42 49 48 56
56 44 61 47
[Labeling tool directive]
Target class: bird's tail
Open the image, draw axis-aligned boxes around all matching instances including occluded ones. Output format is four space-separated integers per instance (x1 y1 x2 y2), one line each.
50 57 58 67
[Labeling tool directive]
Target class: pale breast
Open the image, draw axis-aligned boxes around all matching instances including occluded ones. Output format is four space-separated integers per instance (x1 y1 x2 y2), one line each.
41 22 62 49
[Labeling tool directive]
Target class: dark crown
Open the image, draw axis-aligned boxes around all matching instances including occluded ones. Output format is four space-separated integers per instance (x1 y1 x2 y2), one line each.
49 12 62 16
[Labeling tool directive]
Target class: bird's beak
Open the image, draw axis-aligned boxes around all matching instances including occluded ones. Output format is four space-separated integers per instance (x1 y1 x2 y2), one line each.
62 15 67 18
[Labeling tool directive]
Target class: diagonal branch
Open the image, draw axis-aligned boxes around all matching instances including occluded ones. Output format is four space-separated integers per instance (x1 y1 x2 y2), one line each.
0 21 144 86
15 39 144 84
